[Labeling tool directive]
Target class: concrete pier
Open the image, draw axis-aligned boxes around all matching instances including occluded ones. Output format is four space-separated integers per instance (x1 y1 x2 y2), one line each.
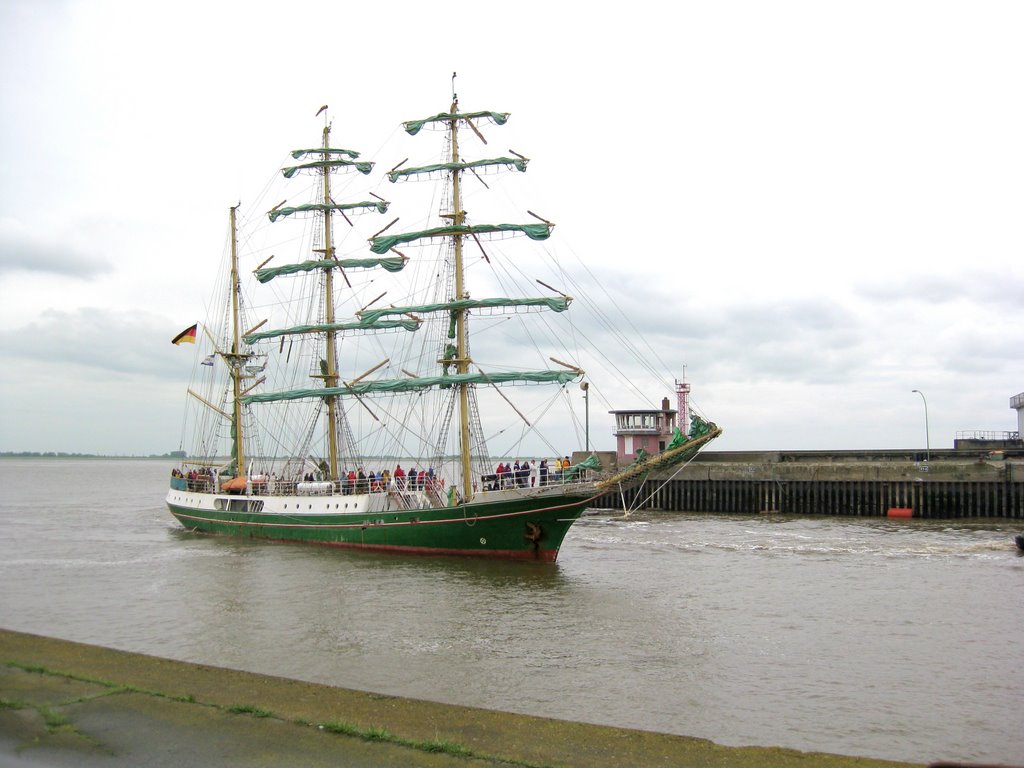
0 628 917 767
597 449 1024 518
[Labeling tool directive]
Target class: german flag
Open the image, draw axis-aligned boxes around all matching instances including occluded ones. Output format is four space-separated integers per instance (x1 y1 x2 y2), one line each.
172 323 198 345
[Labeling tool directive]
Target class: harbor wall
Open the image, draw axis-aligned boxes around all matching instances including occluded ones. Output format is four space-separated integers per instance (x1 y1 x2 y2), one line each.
593 449 1024 519
0 628 912 768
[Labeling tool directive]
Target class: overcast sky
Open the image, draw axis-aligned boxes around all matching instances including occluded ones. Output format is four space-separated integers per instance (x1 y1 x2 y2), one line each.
1 0 1022 455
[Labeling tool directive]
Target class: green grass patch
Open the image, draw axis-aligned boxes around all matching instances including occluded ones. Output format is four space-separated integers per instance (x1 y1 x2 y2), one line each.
7 661 121 691
37 704 72 732
4 662 196 704
319 720 394 742
227 703 273 718
363 725 393 742
9 662 48 675
417 736 474 756
315 724 495 765
319 720 361 737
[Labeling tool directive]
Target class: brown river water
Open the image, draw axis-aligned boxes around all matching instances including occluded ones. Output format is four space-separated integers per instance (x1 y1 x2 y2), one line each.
0 458 1021 764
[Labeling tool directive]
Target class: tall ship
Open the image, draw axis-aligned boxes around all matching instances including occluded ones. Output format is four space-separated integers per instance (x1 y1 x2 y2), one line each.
166 89 720 560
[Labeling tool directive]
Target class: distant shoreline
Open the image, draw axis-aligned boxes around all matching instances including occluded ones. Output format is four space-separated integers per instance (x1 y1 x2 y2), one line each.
0 453 467 461
0 452 181 460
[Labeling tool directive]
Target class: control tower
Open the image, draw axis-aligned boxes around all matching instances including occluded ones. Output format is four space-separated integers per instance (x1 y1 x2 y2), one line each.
954 390 1024 449
609 397 679 464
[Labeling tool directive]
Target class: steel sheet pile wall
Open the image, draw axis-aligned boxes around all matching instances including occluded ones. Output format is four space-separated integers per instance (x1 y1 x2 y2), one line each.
595 455 1023 519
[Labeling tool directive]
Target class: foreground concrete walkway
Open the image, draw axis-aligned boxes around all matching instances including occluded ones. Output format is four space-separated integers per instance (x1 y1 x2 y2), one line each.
0 629 916 767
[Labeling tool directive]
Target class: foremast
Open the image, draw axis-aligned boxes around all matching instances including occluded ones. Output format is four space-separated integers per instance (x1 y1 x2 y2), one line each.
447 100 473 502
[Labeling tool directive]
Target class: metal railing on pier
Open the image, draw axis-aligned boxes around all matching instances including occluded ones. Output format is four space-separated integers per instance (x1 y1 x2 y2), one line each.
955 430 1020 442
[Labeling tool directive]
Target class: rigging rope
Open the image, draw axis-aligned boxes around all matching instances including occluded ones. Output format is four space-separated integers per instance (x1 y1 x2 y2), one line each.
620 449 705 518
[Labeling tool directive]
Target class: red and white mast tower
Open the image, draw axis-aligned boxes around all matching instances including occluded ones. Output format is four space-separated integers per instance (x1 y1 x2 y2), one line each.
675 365 691 437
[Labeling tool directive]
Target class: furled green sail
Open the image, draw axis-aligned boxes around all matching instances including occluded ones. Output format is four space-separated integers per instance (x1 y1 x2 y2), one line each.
290 147 360 160
561 454 602 481
358 296 570 325
666 427 689 451
243 317 421 344
388 157 528 183
370 223 552 255
403 110 510 136
240 369 580 405
268 201 389 223
255 255 407 283
281 159 374 178
689 414 714 440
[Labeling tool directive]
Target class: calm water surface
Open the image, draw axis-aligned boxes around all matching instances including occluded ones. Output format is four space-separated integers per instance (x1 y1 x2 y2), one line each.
1 458 1021 764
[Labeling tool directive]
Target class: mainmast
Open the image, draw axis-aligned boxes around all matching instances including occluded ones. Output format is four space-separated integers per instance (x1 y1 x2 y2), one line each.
320 123 341 480
447 97 474 502
246 100 584 495
228 204 246 478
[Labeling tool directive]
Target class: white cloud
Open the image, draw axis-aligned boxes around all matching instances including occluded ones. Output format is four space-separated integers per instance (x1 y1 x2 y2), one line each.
0 218 112 278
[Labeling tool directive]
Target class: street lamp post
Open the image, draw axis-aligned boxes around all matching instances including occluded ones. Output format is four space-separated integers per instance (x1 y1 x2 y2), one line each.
580 381 590 451
911 389 930 464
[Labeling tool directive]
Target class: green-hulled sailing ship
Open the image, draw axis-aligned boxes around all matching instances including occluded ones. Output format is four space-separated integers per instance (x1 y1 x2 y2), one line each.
166 90 720 560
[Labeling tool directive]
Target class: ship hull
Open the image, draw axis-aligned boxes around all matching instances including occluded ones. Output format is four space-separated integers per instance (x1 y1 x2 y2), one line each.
166 485 597 561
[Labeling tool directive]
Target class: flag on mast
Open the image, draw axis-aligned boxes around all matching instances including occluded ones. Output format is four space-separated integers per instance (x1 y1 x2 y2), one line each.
172 324 198 345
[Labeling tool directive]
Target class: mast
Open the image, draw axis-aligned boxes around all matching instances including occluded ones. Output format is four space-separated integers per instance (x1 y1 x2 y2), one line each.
676 365 691 437
242 116 392 449
229 204 245 478
320 123 341 480
448 98 473 501
251 101 581 489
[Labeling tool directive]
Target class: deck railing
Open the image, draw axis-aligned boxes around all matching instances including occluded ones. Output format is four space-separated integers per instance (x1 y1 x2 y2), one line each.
955 430 1021 442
